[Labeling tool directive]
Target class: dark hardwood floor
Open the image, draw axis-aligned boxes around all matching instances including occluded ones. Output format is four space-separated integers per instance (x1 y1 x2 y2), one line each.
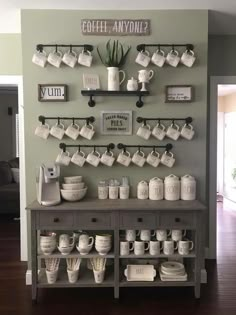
0 202 236 315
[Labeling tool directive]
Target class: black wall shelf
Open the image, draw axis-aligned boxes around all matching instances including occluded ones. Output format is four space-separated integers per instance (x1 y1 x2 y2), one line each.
81 90 149 108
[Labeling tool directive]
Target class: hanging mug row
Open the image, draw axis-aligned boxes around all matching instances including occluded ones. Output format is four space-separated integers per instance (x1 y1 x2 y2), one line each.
137 121 195 141
32 48 93 68
35 121 95 140
56 148 175 168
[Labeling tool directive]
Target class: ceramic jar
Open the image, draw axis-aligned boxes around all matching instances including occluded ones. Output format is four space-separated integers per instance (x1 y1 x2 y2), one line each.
149 177 164 200
164 174 180 201
137 180 149 200
127 77 138 91
181 174 196 200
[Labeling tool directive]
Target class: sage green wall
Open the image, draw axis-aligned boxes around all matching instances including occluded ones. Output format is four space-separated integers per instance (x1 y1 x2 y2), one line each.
0 34 22 75
22 10 208 205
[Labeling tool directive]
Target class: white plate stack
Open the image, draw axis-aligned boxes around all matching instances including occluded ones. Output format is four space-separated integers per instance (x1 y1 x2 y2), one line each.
159 261 187 281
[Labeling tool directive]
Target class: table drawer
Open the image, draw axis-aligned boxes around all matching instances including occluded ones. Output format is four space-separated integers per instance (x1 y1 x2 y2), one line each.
75 212 113 229
37 211 74 229
159 213 196 228
119 212 157 229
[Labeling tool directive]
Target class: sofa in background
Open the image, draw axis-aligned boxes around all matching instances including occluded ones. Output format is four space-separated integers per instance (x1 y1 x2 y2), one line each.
0 158 19 214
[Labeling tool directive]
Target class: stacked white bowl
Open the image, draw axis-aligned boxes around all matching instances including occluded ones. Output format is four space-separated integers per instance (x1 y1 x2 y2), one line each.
61 176 87 201
95 234 112 255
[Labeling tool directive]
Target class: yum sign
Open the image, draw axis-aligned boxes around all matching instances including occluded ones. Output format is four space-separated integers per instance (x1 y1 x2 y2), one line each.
38 84 68 102
81 19 150 36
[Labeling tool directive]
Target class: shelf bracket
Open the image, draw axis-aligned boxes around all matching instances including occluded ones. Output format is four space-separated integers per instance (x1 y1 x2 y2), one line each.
136 95 144 108
88 95 96 107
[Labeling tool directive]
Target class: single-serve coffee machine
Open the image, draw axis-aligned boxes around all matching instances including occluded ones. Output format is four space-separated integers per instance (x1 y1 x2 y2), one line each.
36 163 61 206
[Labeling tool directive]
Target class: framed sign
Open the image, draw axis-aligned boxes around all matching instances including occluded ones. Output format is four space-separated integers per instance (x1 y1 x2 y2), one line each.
83 74 100 90
81 19 150 36
100 111 132 135
38 84 68 102
165 85 193 103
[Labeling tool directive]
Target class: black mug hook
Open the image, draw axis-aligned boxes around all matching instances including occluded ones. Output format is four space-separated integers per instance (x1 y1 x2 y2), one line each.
172 44 175 52
153 146 156 152
78 145 80 152
172 119 175 125
55 44 58 53
70 45 72 53
158 44 161 52
57 117 60 125
72 118 75 125
143 119 147 126
138 146 141 152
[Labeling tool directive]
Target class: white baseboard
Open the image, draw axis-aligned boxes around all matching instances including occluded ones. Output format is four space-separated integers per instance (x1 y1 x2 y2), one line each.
201 269 207 283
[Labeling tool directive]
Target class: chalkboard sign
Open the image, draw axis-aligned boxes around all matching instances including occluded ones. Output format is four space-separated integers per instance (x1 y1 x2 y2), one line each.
100 111 132 135
81 19 150 36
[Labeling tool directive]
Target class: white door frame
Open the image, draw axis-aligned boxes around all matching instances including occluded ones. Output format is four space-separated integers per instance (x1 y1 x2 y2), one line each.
0 75 27 261
209 76 236 259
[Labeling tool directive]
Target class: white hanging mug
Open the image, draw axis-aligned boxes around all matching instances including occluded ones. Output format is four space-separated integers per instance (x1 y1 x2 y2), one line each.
65 123 80 140
35 123 50 139
135 50 151 67
32 50 47 68
166 123 180 141
62 49 78 68
181 123 195 140
86 150 100 167
55 150 71 166
152 123 166 140
47 49 63 68
71 150 86 167
181 49 196 67
146 150 161 168
161 151 176 168
117 150 131 167
131 150 146 167
100 150 115 167
166 49 180 67
136 123 152 140
50 122 65 140
151 49 166 67
78 49 93 67
80 123 95 140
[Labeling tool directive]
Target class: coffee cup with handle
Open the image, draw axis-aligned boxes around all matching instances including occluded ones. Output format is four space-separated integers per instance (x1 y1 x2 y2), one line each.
181 49 196 67
166 49 180 67
117 150 131 167
163 239 178 255
78 49 93 67
134 241 149 255
178 239 194 255
152 123 166 140
35 123 50 139
56 150 71 166
80 123 95 140
65 123 80 140
166 123 180 141
50 122 65 140
136 123 151 140
160 151 175 168
71 150 86 167
131 150 146 167
101 150 115 167
151 48 166 67
86 150 100 167
135 50 151 67
62 49 78 68
181 123 195 140
32 49 47 68
47 49 63 68
146 150 161 168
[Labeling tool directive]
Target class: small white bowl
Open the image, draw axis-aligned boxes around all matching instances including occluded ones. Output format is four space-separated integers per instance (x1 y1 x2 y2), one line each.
57 245 74 255
76 244 93 255
60 187 87 202
64 176 83 184
62 183 85 190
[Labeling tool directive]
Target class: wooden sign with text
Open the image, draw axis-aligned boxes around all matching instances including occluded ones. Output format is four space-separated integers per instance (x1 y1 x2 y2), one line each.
81 19 150 36
38 84 68 102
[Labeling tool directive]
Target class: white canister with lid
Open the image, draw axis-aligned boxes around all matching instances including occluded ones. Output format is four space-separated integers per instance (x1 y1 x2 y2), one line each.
164 174 180 201
181 175 196 200
149 177 164 200
137 180 149 200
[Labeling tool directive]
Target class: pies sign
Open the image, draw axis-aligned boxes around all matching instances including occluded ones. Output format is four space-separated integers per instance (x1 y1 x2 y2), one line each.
100 111 133 135
81 19 150 36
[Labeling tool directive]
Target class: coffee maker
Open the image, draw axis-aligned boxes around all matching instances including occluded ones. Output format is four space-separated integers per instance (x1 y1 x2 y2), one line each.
36 163 61 206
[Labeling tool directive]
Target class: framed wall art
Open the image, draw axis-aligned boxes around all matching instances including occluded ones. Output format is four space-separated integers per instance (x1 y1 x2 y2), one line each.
100 111 132 135
165 85 193 103
38 84 68 102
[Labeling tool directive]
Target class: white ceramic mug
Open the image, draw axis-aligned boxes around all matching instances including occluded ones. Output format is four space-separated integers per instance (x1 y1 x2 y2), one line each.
134 241 149 255
78 50 93 67
166 49 180 67
125 230 139 242
160 151 175 168
166 123 180 141
119 186 130 199
181 124 195 140
146 151 161 168
109 185 119 199
56 150 71 166
152 123 166 140
151 49 166 67
50 122 65 140
155 229 171 241
65 123 80 140
100 151 115 167
86 150 100 167
178 239 194 255
171 230 186 242
117 150 131 167
163 239 178 255
131 150 146 167
140 230 154 241
135 50 151 67
80 123 95 140
32 50 47 68
120 241 134 256
149 240 163 255
47 49 63 68
136 123 151 140
62 49 78 68
35 123 50 139
59 234 74 248
181 50 196 67
78 234 94 248
71 150 86 167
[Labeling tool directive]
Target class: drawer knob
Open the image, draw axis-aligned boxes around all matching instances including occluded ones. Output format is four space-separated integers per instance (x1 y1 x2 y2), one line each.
175 218 181 223
53 217 60 223
137 218 143 223
91 218 97 223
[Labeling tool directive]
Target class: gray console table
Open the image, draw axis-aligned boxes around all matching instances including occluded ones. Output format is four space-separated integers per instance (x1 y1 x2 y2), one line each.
26 199 206 301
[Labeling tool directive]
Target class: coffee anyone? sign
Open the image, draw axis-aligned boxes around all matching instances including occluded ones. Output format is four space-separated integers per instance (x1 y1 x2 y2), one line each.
81 19 150 36
100 111 132 135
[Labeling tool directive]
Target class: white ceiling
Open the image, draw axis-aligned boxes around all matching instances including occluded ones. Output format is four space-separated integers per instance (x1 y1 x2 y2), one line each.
1 0 236 34
218 85 236 96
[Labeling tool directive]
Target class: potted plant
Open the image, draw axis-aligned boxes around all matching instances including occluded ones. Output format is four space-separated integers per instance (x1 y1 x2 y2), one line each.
97 40 131 91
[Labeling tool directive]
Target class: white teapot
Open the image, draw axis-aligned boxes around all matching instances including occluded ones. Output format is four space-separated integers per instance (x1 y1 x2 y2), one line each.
137 180 149 200
138 69 154 83
149 177 164 200
127 77 138 91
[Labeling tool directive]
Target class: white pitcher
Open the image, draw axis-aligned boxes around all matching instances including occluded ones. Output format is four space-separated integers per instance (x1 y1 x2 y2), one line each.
149 177 164 200
107 67 126 91
137 180 149 200
164 174 180 201
181 175 196 200
138 69 154 83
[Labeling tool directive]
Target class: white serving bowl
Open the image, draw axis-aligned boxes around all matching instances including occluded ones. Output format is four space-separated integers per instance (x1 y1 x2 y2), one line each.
62 183 85 190
61 187 87 202
64 176 83 184
76 244 93 255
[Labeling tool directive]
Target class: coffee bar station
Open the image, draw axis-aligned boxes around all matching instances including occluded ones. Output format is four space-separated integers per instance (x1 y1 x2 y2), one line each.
27 31 207 302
